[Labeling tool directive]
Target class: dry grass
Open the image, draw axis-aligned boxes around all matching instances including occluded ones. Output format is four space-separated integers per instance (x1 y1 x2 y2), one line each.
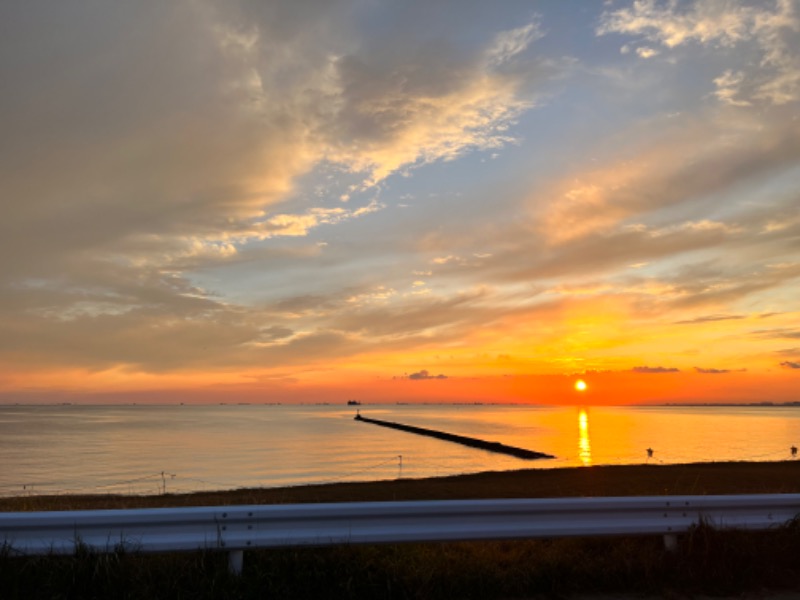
2 460 800 512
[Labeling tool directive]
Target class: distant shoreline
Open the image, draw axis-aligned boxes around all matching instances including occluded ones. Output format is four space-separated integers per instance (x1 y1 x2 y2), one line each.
1 401 799 407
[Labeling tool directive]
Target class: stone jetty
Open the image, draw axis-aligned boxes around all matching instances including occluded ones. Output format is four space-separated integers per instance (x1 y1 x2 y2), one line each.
354 413 554 460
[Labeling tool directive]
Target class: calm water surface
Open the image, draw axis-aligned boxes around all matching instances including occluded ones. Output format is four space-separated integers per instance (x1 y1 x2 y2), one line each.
0 404 798 497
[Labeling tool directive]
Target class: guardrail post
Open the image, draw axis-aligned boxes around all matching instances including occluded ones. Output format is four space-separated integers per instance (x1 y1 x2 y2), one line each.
663 533 678 552
228 550 244 575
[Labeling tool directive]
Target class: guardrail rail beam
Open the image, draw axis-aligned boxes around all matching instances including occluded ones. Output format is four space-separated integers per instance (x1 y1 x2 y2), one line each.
2 494 798 575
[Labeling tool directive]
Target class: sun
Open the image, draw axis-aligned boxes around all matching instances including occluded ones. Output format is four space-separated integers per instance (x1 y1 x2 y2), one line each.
575 379 587 392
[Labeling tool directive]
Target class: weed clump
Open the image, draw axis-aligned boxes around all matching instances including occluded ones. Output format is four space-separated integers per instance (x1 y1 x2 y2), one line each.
2 525 800 600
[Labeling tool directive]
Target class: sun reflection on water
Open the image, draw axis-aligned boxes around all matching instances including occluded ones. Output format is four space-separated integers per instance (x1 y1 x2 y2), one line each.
578 408 591 466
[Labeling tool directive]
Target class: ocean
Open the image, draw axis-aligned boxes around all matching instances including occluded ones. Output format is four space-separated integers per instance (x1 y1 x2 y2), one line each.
1 404 798 497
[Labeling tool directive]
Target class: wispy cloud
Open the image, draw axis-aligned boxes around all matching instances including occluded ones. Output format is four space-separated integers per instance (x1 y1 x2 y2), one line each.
676 314 745 325
597 0 800 105
325 22 553 185
752 328 800 340
632 366 680 373
486 20 544 67
694 367 733 374
775 347 800 356
636 46 659 58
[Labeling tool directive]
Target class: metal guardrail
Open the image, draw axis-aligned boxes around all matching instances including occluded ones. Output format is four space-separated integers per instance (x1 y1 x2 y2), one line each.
2 494 799 574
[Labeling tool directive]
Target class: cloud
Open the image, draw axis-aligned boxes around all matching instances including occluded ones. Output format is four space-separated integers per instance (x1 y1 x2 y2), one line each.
694 367 731 374
485 20 544 67
439 105 800 322
258 209 348 238
258 326 295 342
598 0 758 47
675 314 745 325
0 1 568 377
780 361 800 369
632 366 680 373
1 1 798 395
490 218 740 283
635 46 659 58
667 262 800 310
529 112 800 257
247 200 387 240
0 1 555 264
549 112 800 239
330 288 492 338
752 328 800 340
325 16 556 185
0 1 343 298
713 70 752 106
597 0 800 105
408 369 448 380
775 347 800 356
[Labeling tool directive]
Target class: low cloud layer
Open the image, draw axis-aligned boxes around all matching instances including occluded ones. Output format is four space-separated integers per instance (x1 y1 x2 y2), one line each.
408 370 448 381
633 366 681 374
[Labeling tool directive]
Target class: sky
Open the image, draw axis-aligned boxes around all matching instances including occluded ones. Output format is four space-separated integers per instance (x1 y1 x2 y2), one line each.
1 0 799 405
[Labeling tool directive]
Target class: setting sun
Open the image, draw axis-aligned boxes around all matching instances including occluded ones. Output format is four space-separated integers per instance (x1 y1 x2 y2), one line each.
575 379 588 392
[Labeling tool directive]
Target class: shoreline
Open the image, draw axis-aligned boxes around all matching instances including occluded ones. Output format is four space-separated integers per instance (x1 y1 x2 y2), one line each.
2 460 799 512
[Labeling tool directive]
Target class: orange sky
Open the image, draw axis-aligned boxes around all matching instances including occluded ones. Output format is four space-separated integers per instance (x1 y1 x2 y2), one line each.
3 361 798 406
1 1 799 404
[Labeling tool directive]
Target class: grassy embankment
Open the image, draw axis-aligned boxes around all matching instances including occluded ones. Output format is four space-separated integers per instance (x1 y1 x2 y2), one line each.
2 461 800 599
